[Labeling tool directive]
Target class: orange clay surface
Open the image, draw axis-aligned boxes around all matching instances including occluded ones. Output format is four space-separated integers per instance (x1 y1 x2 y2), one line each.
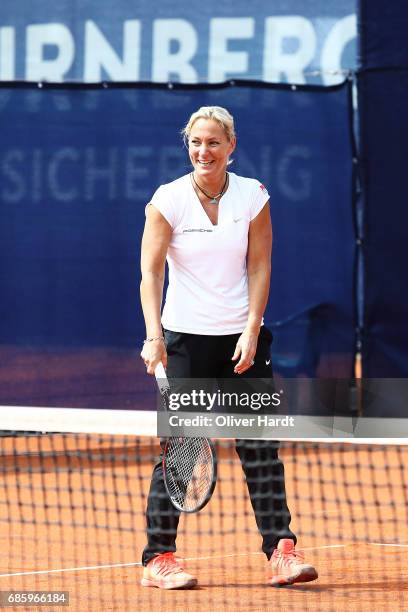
0 347 407 611
1 434 407 612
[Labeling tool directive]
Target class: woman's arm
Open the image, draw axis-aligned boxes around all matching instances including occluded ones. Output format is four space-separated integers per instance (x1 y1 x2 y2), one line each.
232 202 272 374
140 205 172 374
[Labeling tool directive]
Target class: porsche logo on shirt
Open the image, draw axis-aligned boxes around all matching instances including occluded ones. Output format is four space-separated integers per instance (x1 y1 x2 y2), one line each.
182 228 214 233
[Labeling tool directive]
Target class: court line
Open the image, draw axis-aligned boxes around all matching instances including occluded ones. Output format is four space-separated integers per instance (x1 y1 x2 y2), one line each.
2 544 401 580
0 544 348 579
2 543 404 579
299 544 348 551
369 542 408 548
0 562 143 578
185 544 347 561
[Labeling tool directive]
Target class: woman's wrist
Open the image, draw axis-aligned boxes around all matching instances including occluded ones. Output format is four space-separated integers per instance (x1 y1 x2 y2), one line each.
243 322 261 335
143 335 165 344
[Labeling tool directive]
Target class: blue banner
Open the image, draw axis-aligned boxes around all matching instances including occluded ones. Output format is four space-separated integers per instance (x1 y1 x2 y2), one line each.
0 0 356 85
0 82 354 400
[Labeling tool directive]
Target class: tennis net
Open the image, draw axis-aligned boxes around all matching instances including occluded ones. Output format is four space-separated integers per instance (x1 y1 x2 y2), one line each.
0 407 407 611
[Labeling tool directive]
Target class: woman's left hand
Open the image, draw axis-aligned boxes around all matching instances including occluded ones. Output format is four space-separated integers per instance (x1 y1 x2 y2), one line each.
232 328 259 374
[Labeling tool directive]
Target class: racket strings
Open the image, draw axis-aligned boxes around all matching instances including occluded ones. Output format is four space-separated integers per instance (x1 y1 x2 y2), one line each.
165 438 214 511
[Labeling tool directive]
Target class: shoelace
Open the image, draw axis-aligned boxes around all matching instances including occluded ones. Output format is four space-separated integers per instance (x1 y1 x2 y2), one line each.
153 553 184 576
276 549 304 568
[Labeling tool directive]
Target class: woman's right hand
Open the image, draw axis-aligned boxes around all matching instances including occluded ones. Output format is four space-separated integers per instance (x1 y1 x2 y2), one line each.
140 338 168 375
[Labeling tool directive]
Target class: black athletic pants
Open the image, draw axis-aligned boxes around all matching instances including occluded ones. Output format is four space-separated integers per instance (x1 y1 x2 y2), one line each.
142 327 296 565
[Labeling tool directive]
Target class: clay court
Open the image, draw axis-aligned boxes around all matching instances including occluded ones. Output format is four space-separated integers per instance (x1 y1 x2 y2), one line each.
1 432 407 611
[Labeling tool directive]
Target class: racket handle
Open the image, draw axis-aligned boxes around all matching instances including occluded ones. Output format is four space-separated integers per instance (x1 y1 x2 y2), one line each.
154 361 170 394
154 362 167 380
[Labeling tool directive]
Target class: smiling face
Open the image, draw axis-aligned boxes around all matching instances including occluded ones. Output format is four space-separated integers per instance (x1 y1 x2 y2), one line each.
188 118 236 186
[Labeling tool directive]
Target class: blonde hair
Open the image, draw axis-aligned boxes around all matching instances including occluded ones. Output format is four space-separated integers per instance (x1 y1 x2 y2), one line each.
181 106 236 145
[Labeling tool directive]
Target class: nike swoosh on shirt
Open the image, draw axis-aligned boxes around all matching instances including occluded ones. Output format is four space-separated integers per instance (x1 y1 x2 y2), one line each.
233 217 243 223
266 360 271 365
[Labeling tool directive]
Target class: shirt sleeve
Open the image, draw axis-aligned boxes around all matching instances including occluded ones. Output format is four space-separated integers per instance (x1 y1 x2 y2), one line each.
249 181 270 221
149 185 175 228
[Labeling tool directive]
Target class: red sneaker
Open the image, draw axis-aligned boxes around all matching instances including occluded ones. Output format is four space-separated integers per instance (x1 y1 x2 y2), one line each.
141 552 197 590
268 539 318 586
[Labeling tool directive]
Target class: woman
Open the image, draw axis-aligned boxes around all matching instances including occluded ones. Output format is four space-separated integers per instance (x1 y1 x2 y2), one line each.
140 106 317 589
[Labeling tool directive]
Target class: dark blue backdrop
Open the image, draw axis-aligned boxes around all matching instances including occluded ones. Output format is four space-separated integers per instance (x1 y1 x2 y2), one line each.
0 82 355 404
358 2 408 377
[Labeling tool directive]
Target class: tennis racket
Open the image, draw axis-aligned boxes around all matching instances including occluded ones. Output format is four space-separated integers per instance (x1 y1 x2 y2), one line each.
154 362 217 513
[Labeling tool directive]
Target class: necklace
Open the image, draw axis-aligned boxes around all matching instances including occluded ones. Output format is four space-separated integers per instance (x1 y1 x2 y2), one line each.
191 172 228 205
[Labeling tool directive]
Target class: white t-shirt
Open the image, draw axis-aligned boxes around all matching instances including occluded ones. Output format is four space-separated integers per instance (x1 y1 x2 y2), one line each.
150 172 270 335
